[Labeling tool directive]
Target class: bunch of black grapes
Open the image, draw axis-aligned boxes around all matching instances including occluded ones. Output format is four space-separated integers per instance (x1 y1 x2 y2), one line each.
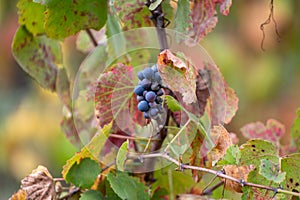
134 64 165 119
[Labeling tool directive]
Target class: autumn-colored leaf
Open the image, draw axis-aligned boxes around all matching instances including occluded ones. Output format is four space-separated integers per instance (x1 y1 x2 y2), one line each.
60 115 81 148
94 63 144 133
9 190 26 200
21 165 55 200
113 0 153 30
17 0 45 35
208 125 233 165
187 0 232 45
240 119 285 146
43 0 108 39
76 28 106 53
223 165 254 193
12 26 61 91
56 67 71 107
204 63 238 125
157 49 197 104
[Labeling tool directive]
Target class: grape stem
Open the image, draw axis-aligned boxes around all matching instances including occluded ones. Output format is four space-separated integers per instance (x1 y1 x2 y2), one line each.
86 29 98 47
145 0 169 50
133 152 300 198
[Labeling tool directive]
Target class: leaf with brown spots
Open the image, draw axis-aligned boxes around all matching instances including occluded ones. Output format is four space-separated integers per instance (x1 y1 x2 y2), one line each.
241 119 285 147
17 0 45 35
41 0 107 39
239 139 279 168
20 165 55 200
12 26 61 91
281 153 300 196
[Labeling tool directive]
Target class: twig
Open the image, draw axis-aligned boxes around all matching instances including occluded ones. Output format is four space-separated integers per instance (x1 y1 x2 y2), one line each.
133 152 300 198
201 181 224 195
86 29 98 47
109 133 160 141
260 0 281 51
58 187 81 200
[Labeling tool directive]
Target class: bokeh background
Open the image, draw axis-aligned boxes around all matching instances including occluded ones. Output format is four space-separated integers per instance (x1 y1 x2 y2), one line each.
0 0 299 199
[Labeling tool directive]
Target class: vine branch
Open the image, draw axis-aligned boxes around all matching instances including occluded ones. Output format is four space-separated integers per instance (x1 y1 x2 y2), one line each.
132 152 300 198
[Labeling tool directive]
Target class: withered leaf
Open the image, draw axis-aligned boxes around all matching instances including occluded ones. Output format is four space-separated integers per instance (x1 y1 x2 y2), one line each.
222 165 254 193
208 125 233 165
21 165 55 200
9 189 26 200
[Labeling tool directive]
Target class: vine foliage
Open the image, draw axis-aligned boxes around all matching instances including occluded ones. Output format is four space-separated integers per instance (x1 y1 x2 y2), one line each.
9 0 300 200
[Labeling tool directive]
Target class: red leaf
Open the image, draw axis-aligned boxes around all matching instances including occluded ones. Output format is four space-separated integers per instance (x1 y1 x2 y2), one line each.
187 0 232 44
205 63 238 125
94 63 145 134
240 119 285 145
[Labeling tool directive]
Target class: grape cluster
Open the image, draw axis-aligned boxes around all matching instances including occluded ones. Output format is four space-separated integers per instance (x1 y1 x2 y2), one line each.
134 64 164 119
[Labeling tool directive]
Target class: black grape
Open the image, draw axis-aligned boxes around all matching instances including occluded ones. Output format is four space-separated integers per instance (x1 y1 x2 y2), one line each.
138 100 149 112
134 85 144 96
137 71 144 80
134 65 165 120
142 67 154 80
145 91 156 102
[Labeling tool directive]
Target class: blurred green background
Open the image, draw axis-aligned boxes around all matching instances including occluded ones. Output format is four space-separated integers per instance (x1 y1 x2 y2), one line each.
0 0 299 199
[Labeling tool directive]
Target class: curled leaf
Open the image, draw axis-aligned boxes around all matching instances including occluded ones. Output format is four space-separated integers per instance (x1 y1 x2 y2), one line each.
21 165 55 200
208 125 233 165
158 50 197 104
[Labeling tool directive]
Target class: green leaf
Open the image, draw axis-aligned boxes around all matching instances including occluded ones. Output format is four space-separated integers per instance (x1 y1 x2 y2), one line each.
107 172 149 200
163 95 182 112
239 139 279 167
12 26 61 91
116 141 128 171
281 153 300 194
291 109 300 151
259 159 286 183
80 190 104 200
62 122 112 179
44 0 108 39
217 145 240 166
174 0 191 43
66 157 101 189
149 0 163 11
106 12 126 58
17 0 46 35
246 168 279 199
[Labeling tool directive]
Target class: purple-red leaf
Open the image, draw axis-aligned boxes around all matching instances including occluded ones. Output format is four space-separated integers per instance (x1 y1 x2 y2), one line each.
241 119 285 146
94 63 144 133
187 0 232 44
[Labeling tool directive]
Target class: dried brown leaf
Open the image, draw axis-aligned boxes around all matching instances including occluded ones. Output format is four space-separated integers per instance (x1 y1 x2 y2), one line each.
9 189 26 200
209 125 232 165
222 165 254 193
21 165 55 200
